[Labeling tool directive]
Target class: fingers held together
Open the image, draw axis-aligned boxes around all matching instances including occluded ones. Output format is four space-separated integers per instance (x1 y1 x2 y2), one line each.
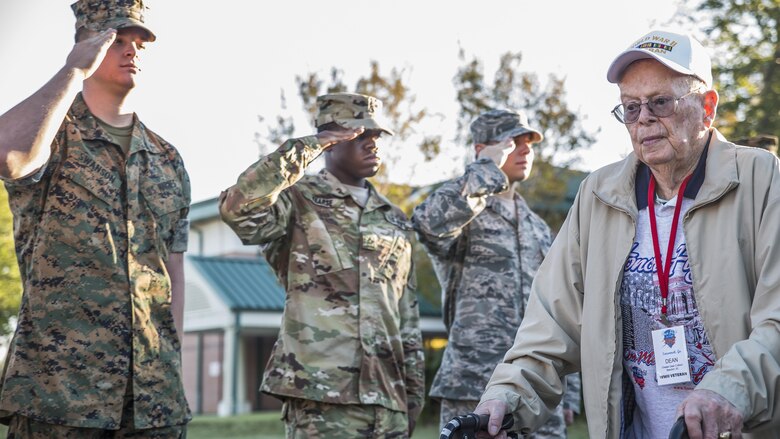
317 126 365 149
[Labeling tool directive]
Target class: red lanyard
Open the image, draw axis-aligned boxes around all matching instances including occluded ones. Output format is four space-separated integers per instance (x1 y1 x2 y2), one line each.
647 174 692 315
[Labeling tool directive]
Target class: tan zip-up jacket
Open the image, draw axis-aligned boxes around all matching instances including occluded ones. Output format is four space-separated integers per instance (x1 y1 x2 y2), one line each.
481 129 780 438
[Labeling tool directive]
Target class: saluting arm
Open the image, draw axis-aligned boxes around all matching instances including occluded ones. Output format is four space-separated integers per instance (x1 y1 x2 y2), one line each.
219 129 362 245
0 30 116 180
411 157 509 257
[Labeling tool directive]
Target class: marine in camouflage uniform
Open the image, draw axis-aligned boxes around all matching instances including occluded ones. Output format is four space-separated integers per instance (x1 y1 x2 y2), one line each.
220 93 424 439
412 110 580 437
0 1 190 437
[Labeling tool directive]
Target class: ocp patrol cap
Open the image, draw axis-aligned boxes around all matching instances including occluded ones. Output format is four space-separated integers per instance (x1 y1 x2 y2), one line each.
315 93 394 136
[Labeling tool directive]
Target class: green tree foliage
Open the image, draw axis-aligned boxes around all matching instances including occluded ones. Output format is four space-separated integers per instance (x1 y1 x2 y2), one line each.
696 0 780 139
255 53 594 308
255 62 442 194
0 184 21 336
452 49 596 230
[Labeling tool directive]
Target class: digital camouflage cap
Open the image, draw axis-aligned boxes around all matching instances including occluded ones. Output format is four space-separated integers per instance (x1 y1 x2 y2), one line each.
470 109 543 144
71 0 156 42
315 93 394 136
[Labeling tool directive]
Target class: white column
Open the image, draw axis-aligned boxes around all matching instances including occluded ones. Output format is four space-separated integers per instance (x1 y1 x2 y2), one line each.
217 317 236 416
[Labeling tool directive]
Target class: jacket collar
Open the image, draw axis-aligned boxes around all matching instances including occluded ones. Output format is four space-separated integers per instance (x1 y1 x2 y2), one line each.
315 169 392 213
634 130 711 210
68 93 164 155
593 128 739 216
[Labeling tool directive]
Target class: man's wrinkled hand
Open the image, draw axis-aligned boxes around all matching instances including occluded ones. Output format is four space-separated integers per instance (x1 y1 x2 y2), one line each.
474 399 509 439
676 389 743 439
316 127 364 150
478 137 515 168
66 29 116 80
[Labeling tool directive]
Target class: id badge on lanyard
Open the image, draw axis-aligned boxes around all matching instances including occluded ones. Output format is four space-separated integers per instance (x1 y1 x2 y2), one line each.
652 325 692 385
648 174 693 386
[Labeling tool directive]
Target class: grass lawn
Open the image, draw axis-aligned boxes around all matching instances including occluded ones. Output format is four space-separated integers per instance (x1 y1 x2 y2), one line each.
186 411 590 439
0 412 589 438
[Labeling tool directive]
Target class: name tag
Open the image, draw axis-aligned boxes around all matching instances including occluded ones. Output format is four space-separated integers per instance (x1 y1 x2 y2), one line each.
312 196 334 208
651 325 691 386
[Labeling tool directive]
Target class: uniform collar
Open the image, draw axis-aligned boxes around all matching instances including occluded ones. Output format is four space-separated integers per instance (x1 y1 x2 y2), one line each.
68 93 165 155
488 193 515 224
315 169 393 212
488 192 534 227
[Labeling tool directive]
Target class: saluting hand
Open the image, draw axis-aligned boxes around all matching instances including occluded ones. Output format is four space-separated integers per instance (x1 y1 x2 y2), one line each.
477 137 515 169
316 127 365 150
65 28 116 80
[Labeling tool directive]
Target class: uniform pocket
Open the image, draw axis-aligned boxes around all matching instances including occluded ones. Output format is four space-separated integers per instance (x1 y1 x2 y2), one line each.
60 148 120 207
141 178 189 255
43 149 121 258
297 196 354 277
377 232 411 281
363 227 413 296
142 179 188 216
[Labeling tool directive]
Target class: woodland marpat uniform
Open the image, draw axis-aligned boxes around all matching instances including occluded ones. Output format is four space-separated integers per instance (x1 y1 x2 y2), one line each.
0 93 191 429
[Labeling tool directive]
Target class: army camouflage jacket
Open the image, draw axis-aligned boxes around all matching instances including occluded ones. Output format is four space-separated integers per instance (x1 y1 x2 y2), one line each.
412 158 580 409
0 94 191 429
219 136 425 421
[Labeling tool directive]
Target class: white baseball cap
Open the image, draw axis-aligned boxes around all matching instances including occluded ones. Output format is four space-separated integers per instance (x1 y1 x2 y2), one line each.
607 29 712 89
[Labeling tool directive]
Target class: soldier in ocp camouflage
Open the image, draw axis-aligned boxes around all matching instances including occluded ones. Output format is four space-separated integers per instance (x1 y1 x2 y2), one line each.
0 1 190 437
220 92 424 439
412 109 581 437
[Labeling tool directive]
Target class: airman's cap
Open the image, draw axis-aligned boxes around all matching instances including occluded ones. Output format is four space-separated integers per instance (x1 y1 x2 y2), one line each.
71 0 156 42
470 109 543 144
315 93 394 136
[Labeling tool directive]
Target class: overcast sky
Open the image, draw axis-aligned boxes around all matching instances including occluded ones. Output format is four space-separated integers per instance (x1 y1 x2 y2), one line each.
0 0 706 203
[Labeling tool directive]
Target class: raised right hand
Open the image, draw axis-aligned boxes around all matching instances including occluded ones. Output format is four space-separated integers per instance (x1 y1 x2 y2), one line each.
477 137 515 168
474 399 510 439
316 127 365 150
65 28 116 79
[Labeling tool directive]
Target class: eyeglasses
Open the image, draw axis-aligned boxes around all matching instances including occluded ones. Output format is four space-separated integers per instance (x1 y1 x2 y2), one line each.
611 91 698 124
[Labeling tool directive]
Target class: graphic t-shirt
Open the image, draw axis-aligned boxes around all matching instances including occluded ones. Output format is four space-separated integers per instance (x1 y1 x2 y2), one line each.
621 195 715 438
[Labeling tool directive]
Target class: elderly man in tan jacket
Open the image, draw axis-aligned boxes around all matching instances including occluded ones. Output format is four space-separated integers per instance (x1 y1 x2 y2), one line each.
474 29 780 439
